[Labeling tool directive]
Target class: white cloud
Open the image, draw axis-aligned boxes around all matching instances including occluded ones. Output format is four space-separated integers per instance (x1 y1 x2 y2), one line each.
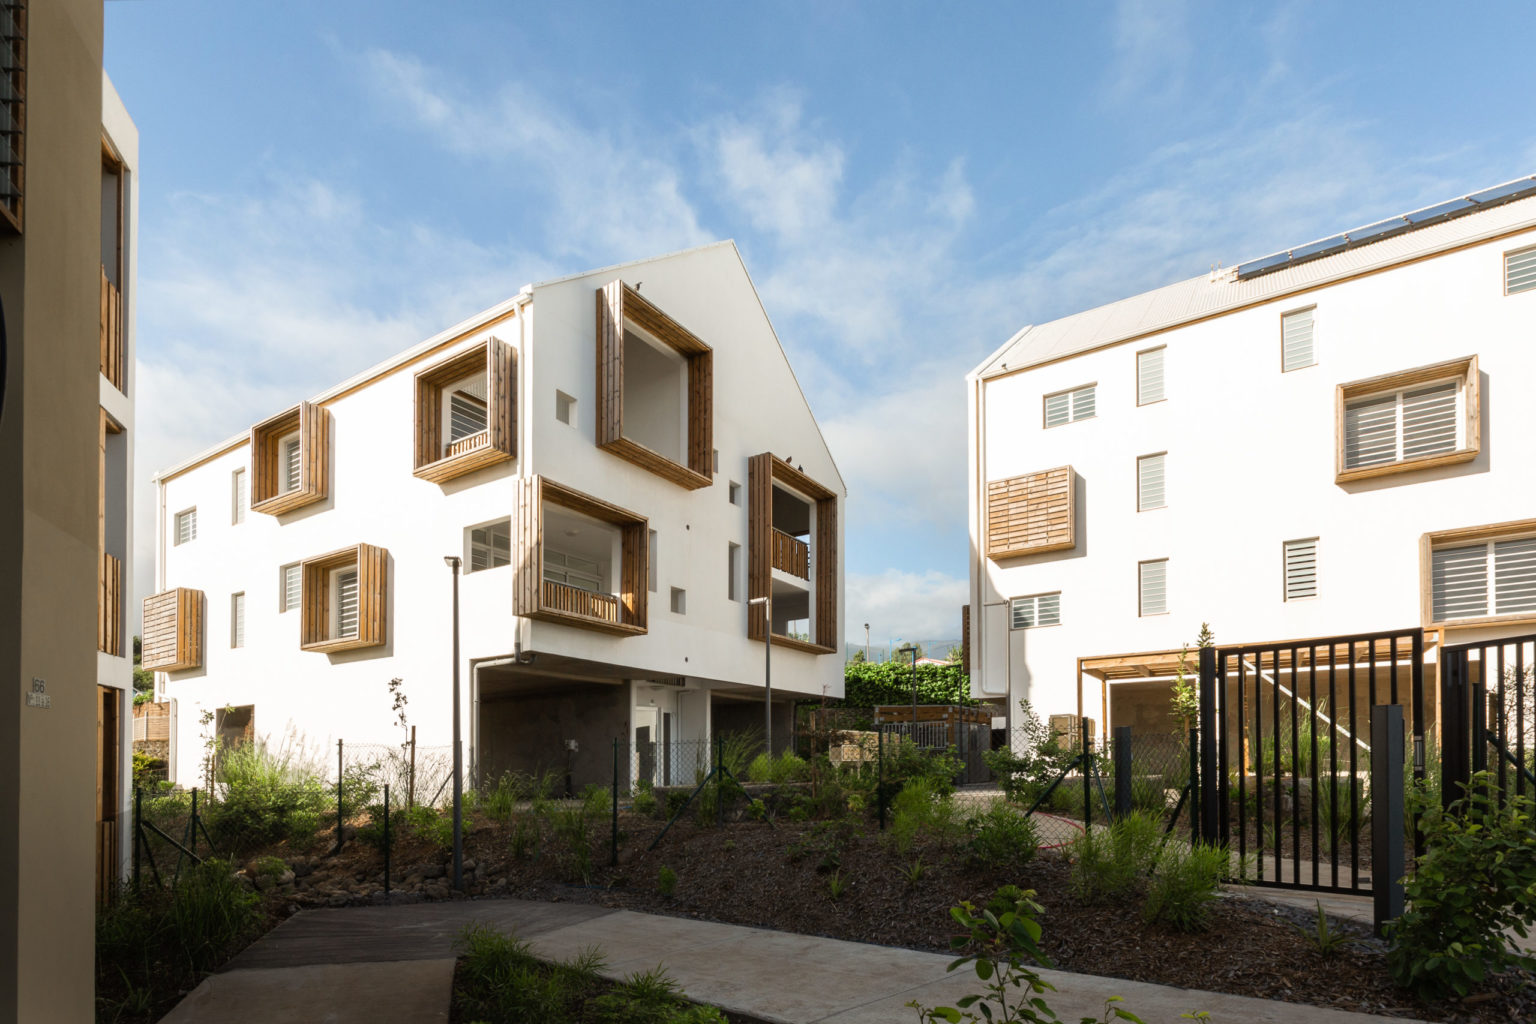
846 569 969 649
1105 0 1192 106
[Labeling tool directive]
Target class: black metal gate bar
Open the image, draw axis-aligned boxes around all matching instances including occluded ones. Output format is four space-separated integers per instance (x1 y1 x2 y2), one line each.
1235 651 1246 875
1442 632 1536 813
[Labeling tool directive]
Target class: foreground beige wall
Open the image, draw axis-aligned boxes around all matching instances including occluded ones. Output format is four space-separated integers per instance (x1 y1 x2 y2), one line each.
0 0 106 1020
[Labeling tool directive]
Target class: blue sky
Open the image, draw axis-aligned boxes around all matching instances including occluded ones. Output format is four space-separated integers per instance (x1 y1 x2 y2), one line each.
108 0 1536 644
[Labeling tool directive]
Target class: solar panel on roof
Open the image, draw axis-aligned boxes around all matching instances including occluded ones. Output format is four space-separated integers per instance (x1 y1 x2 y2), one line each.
1343 217 1409 247
1468 177 1536 206
1289 234 1348 261
1404 198 1475 225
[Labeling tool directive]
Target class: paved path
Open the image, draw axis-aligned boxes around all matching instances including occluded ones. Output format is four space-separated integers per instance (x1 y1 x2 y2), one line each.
161 898 1426 1023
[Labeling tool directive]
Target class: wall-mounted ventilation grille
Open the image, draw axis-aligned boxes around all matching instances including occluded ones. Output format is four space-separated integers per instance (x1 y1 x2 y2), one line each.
1284 539 1317 600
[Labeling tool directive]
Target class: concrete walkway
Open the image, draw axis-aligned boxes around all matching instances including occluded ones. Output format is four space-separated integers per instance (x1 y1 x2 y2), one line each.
161 898 1426 1024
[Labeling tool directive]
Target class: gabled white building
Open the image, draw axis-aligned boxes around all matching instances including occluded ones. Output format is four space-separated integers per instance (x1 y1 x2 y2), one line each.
149 241 844 788
966 177 1536 743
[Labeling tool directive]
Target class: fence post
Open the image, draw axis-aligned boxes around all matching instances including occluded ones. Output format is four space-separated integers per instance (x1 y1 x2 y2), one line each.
1081 719 1091 831
611 738 619 867
1188 727 1200 843
383 783 391 902
133 786 142 890
1371 704 1406 937
1198 645 1220 843
1441 648 1468 812
335 739 345 853
189 786 199 858
1114 726 1132 820
877 728 886 831
408 725 417 810
716 734 724 828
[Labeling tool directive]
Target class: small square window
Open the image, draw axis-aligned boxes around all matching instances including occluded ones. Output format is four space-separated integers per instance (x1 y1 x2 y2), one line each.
175 508 197 546
280 564 301 613
1044 384 1095 427
556 390 575 425
1010 593 1060 629
728 481 741 506
670 587 686 615
1504 245 1536 295
468 519 512 572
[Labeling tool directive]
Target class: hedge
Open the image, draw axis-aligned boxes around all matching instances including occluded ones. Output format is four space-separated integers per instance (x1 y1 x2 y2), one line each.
838 661 975 707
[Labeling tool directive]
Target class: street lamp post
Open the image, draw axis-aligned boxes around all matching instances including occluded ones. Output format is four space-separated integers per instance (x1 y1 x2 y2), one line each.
897 643 919 734
443 555 464 891
749 595 772 753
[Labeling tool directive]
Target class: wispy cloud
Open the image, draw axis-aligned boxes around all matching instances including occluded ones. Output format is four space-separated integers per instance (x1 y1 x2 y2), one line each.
1105 0 1192 106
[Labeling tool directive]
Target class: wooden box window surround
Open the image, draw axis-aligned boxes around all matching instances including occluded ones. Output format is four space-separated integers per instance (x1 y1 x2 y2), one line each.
413 337 516 484
986 466 1074 559
748 453 838 655
250 400 330 515
1336 355 1479 484
511 476 648 636
140 588 204 672
1420 517 1536 629
595 280 713 489
300 544 388 652
0 1 25 234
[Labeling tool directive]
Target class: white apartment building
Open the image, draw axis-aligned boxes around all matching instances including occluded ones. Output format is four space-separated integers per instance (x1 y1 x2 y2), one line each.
147 241 844 790
966 177 1536 745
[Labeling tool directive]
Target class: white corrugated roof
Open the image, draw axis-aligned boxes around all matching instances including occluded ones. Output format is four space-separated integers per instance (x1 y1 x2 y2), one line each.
975 188 1536 380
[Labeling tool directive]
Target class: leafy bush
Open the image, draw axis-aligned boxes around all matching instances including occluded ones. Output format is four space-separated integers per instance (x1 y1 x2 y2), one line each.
633 781 658 817
967 803 1040 871
553 806 594 883
842 661 974 707
1387 773 1536 1000
884 742 964 799
481 772 529 823
746 753 774 784
890 779 962 856
1143 842 1227 932
402 804 454 850
982 700 1073 805
718 729 762 779
581 784 611 819
657 865 677 896
211 742 330 850
1068 812 1161 905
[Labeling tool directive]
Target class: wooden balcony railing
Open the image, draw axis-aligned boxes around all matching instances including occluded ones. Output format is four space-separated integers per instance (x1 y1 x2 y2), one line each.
542 579 620 624
446 429 489 458
99 266 124 392
772 529 810 579
99 552 121 656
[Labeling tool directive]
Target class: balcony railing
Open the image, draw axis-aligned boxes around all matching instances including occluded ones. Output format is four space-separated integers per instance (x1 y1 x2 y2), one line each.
772 529 810 579
446 429 490 458
99 552 121 656
99 266 124 392
542 579 620 624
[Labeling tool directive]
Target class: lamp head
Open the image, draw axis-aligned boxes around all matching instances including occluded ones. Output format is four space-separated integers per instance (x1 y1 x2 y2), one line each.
444 555 462 570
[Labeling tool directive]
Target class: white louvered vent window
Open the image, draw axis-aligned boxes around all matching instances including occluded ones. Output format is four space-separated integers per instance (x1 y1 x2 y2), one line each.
175 508 197 546
335 569 360 639
1139 559 1168 616
1505 247 1536 295
1281 308 1316 372
449 390 488 442
232 468 247 525
1010 592 1061 629
1283 539 1318 601
282 436 302 493
1344 381 1461 470
1435 537 1536 621
231 592 245 649
281 564 301 613
1137 453 1166 511
468 519 511 573
1044 384 1096 427
1137 348 1165 405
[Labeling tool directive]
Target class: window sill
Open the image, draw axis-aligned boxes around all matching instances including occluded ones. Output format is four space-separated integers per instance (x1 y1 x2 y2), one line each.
526 608 647 636
301 634 378 654
252 487 324 516
1429 612 1536 632
1335 446 1478 485
599 435 711 490
768 633 837 655
413 437 512 485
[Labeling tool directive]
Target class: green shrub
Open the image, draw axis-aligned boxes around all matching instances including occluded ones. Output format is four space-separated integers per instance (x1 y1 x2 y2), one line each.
771 752 808 784
357 803 394 852
589 967 728 1024
718 729 762 779
966 803 1040 871
553 807 593 883
581 784 611 819
337 761 381 820
1143 841 1227 932
1387 774 1536 1000
633 782 658 817
889 779 961 856
510 813 539 861
211 742 330 850
481 772 530 823
745 753 774 784
657 865 677 896
403 804 454 850
1068 811 1161 905
841 661 974 707
982 700 1073 805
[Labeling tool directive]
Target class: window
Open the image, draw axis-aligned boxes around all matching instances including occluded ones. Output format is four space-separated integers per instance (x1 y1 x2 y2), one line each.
1137 453 1166 511
728 542 741 601
1284 538 1318 601
1010 593 1060 629
299 543 387 652
670 587 687 615
555 390 575 425
175 508 197 546
1432 537 1536 622
333 569 359 639
280 564 300 613
250 401 329 515
0 1 25 233
1336 356 1479 483
468 519 512 572
543 549 601 592
1044 384 1095 427
448 390 488 442
412 338 515 484
1281 308 1316 372
713 449 719 473
1505 245 1536 295
280 435 301 492
728 481 741 506
230 592 245 648
648 530 657 592
231 469 247 524
1139 559 1168 616
1136 348 1165 405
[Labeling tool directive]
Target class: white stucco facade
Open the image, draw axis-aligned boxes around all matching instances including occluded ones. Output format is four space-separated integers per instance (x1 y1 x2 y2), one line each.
967 188 1536 740
153 242 845 787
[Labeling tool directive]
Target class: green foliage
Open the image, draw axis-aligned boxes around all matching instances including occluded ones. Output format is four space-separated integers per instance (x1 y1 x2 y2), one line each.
718 729 763 779
356 802 394 853
581 784 612 819
211 742 329 850
1142 842 1227 932
825 869 847 900
632 781 658 817
1068 812 1161 905
1292 900 1360 955
657 865 677 897
132 684 155 704
887 742 965 798
745 751 810 785
480 772 528 824
903 855 928 887
1168 623 1213 731
338 761 381 820
553 806 594 883
890 779 962 856
966 803 1040 871
983 700 1072 805
842 661 975 708
132 750 166 790
1387 773 1536 1001
402 804 454 850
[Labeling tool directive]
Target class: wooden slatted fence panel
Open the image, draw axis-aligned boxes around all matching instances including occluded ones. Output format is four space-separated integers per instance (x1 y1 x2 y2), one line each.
141 588 203 671
985 466 1075 558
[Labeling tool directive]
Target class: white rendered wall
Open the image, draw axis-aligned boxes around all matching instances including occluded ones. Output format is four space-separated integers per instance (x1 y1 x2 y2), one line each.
968 225 1536 723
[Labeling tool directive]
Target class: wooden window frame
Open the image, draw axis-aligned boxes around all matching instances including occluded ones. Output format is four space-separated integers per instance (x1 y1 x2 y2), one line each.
140 588 204 672
413 337 516 484
1419 517 1536 630
0 1 25 234
747 453 838 655
299 543 388 652
595 280 713 489
985 466 1074 559
1335 355 1479 484
250 400 330 515
511 476 648 636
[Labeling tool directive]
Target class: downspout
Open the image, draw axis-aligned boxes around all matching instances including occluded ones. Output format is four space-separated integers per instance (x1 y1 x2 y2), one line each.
469 645 536 784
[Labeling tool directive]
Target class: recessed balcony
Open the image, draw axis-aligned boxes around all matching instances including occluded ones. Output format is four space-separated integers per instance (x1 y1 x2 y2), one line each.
513 476 648 636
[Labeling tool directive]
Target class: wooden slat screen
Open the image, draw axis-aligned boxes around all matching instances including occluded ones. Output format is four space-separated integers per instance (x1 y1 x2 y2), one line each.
250 401 329 515
542 581 620 623
771 529 809 579
413 336 516 484
99 266 123 391
98 552 120 656
985 466 1075 559
141 588 203 672
748 452 837 653
515 476 648 635
299 543 388 652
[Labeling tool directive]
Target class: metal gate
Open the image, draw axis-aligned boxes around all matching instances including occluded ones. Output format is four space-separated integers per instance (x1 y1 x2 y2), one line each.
1197 628 1424 895
1441 632 1536 810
